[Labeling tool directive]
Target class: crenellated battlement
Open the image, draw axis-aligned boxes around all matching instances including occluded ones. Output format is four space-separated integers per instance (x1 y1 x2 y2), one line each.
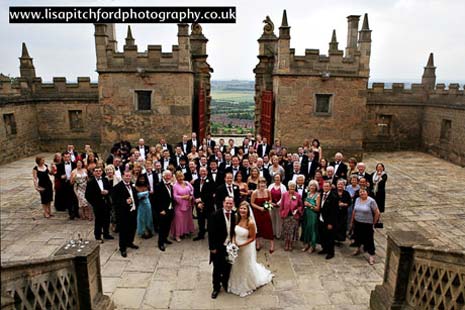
95 23 197 73
367 83 464 96
258 11 371 78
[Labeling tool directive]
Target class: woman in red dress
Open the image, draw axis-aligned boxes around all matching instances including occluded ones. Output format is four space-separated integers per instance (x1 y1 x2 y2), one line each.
250 177 275 253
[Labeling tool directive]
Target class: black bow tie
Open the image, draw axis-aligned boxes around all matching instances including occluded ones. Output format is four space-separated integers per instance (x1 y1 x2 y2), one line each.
97 177 102 180
65 162 71 165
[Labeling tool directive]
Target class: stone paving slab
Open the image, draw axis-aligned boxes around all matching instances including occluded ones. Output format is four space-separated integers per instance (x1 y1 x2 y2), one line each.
1 151 465 309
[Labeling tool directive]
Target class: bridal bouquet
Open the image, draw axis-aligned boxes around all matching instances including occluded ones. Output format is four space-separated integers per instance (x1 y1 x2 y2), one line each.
226 242 239 264
263 201 274 211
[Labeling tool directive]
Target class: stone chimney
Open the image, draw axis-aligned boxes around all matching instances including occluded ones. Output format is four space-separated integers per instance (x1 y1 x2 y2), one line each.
19 42 36 81
421 53 436 90
345 15 361 58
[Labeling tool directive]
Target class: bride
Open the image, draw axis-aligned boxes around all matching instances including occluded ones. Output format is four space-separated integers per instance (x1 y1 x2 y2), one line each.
228 201 273 297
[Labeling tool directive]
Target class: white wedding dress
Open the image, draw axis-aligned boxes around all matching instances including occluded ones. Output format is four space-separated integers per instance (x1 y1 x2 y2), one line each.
228 223 273 297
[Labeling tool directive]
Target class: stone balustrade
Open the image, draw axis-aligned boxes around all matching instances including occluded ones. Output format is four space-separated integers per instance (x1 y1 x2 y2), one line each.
370 231 465 309
1 241 113 310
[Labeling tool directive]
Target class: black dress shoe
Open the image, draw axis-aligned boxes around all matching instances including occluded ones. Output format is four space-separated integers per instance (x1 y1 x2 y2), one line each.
128 244 139 249
158 245 166 252
104 235 114 240
325 253 335 260
193 236 204 241
120 250 127 258
318 250 327 255
165 240 173 245
211 290 219 299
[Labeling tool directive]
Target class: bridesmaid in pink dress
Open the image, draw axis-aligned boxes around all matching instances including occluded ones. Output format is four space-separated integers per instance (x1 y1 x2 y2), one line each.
171 171 195 242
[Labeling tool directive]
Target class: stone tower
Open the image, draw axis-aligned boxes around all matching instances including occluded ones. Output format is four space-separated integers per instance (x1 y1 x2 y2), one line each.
19 43 36 82
254 11 372 157
94 23 211 150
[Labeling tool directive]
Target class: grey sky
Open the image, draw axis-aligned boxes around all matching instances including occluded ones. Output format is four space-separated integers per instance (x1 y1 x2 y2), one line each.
1 0 464 84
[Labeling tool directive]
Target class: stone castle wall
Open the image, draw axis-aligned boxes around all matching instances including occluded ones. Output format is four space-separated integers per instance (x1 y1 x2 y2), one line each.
273 76 367 159
365 83 465 166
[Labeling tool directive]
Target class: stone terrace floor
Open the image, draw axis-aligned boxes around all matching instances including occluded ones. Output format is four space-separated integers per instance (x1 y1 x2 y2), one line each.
1 151 465 309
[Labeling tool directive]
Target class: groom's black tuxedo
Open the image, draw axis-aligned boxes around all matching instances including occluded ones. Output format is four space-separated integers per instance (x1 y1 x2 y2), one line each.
208 208 236 292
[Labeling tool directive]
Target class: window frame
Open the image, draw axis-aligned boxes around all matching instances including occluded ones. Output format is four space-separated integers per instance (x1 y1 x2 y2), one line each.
313 93 333 116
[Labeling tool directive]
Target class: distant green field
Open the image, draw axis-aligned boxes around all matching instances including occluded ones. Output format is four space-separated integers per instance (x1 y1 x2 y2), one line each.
211 90 254 103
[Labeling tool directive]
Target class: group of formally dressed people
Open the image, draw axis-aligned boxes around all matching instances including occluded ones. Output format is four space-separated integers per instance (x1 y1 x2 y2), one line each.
32 133 387 267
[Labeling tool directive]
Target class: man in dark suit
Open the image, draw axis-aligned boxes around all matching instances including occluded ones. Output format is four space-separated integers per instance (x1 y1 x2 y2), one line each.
219 153 232 172
208 160 224 187
225 156 243 180
256 158 271 185
173 146 185 168
215 172 240 209
85 166 114 241
357 162 373 189
66 145 79 163
112 170 139 257
301 151 318 184
187 132 199 151
257 137 271 158
227 139 238 156
208 196 236 299
160 137 174 157
184 160 199 184
206 134 216 150
161 150 175 171
136 138 150 160
193 167 215 241
318 181 338 259
155 170 175 251
330 152 348 182
178 134 190 155
56 152 78 219
285 161 302 185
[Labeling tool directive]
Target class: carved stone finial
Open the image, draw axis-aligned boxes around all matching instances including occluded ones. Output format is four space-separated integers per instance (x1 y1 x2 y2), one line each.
191 23 202 35
263 16 274 35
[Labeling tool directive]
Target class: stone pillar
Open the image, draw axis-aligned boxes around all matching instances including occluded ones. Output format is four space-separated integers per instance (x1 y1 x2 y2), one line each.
55 241 113 310
370 231 433 310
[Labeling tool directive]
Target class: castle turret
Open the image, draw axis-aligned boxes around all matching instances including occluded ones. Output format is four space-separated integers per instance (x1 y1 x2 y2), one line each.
19 42 36 81
94 24 111 71
124 25 136 49
421 53 436 90
277 10 291 73
358 13 372 76
345 15 360 58
177 23 191 70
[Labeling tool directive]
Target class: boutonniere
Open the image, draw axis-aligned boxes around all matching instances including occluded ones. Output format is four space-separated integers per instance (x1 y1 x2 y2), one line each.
205 179 209 183
131 184 135 188
292 195 297 200
233 185 238 190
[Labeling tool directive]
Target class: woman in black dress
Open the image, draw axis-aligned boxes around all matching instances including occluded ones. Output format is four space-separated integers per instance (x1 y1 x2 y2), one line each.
372 163 387 227
32 156 53 218
335 179 351 243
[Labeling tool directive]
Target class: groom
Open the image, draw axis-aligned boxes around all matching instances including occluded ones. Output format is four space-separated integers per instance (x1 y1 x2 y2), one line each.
208 196 236 299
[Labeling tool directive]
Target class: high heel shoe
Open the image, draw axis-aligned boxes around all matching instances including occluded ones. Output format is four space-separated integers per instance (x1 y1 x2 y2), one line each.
302 245 310 252
269 248 274 254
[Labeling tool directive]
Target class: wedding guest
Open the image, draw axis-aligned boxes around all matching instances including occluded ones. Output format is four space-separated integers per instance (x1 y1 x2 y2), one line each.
267 174 286 239
32 156 53 218
250 177 275 253
372 163 387 214
193 167 215 241
345 176 360 236
137 138 149 160
84 152 98 170
272 138 283 155
56 153 78 220
334 179 351 243
330 152 348 181
302 180 320 253
215 172 241 209
155 170 175 252
85 166 113 242
171 171 195 242
104 164 118 233
280 181 303 251
256 158 271 185
268 155 285 182
318 181 338 259
350 188 380 265
112 170 139 257
50 153 65 212
315 171 325 190
208 160 224 187
347 157 358 180
357 162 372 188
70 160 93 220
135 174 154 239
319 158 328 177
131 162 143 183
187 146 199 162
246 167 260 199
234 171 249 202
311 139 322 162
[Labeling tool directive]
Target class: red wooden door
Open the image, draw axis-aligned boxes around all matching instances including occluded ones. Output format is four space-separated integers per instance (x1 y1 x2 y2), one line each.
261 90 273 142
198 84 206 141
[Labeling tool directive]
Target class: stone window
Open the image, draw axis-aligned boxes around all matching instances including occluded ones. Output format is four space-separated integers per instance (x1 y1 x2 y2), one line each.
136 90 152 111
3 113 17 135
440 119 452 141
69 110 83 130
377 114 392 136
314 94 332 115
